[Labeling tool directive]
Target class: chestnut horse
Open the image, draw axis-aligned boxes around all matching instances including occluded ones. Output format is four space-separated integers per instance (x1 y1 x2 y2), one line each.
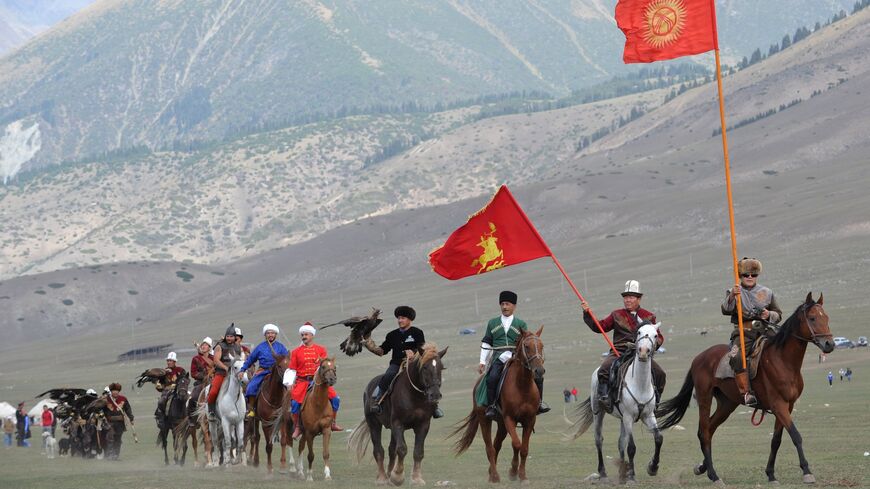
251 354 293 474
453 327 545 483
656 293 833 485
349 344 448 486
295 357 338 481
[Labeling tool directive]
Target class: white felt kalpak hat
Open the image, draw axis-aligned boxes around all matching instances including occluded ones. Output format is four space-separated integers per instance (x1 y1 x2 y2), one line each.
166 351 178 361
299 322 316 336
201 336 213 347
262 323 280 335
621 280 642 297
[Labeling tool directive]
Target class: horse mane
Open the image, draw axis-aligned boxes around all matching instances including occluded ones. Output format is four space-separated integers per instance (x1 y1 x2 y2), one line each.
770 300 815 349
415 343 439 370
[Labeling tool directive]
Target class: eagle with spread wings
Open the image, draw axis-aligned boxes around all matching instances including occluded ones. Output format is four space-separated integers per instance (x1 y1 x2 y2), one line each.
134 368 171 388
36 388 101 418
320 307 383 356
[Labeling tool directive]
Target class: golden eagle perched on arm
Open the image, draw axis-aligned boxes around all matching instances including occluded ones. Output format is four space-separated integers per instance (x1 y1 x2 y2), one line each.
320 307 383 356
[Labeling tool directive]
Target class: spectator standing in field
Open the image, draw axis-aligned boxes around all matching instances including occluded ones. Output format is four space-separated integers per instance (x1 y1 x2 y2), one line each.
827 371 833 386
15 402 30 447
40 405 54 453
845 367 852 381
571 386 578 402
563 389 571 403
3 416 13 448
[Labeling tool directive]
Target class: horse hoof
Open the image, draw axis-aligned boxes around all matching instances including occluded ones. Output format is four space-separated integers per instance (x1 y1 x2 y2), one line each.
307 475 314 482
694 464 707 476
509 472 518 482
647 463 659 477
625 479 638 486
713 479 726 487
390 474 405 486
376 477 389 486
520 479 530 485
410 478 425 486
802 474 816 484
489 474 500 484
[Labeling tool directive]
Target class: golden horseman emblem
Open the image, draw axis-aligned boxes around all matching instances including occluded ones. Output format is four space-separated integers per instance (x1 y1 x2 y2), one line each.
471 222 505 274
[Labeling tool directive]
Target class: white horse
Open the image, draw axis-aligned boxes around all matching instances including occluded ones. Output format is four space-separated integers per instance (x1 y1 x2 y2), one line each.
572 322 664 484
203 354 248 467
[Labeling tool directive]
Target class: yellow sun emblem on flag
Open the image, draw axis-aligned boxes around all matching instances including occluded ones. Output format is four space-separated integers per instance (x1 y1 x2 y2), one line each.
643 0 687 48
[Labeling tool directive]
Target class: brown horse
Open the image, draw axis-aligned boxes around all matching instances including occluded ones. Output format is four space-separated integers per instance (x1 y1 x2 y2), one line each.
349 344 448 486
295 357 338 481
656 293 833 485
453 327 545 483
177 378 213 467
251 354 292 474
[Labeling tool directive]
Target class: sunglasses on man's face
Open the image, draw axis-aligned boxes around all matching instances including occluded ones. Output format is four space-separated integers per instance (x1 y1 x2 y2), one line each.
741 273 758 278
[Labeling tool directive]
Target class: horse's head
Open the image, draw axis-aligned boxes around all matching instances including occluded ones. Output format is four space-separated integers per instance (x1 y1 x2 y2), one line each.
516 326 545 380
417 344 448 404
635 322 661 362
175 372 191 401
317 357 337 387
272 353 289 375
801 292 833 353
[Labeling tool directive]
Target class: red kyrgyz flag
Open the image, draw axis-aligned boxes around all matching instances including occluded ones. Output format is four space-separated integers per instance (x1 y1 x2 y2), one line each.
428 185 552 280
616 0 718 63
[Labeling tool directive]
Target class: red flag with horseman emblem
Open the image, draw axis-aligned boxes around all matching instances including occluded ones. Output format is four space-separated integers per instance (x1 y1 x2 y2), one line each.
616 0 717 63
428 185 552 280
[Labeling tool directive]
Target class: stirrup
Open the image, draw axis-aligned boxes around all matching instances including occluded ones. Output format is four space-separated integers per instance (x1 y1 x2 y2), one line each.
537 401 551 414
433 407 444 419
484 406 498 419
744 393 758 407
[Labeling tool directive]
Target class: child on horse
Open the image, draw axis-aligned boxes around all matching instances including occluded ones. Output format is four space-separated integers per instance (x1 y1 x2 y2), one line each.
364 306 444 418
721 257 782 406
479 291 550 418
581 280 665 413
282 322 342 439
239 324 289 417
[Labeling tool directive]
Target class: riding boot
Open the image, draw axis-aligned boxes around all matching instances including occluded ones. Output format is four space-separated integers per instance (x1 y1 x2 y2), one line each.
207 402 216 421
291 413 302 440
246 396 256 418
330 411 343 432
433 405 444 419
734 370 757 407
597 379 611 412
370 386 383 414
535 377 550 413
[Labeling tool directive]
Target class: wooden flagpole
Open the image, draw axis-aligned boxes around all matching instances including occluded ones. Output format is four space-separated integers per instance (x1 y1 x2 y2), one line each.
713 41 747 369
502 187 620 357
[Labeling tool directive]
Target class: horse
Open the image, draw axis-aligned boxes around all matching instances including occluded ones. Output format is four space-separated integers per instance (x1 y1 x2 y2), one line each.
294 357 338 481
176 376 212 467
157 372 190 465
250 353 293 475
571 322 664 484
198 353 248 466
656 293 833 485
452 327 544 483
349 344 448 486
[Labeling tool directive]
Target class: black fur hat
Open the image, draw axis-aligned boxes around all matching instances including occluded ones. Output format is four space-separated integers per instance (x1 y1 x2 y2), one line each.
394 306 416 321
499 290 518 305
108 383 122 392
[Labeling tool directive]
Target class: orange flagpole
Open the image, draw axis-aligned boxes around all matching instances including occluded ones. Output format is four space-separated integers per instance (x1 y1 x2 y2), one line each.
502 187 620 357
713 44 747 369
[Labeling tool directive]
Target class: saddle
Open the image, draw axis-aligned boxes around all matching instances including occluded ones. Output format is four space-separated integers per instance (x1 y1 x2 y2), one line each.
715 335 769 380
607 353 635 407
374 360 408 406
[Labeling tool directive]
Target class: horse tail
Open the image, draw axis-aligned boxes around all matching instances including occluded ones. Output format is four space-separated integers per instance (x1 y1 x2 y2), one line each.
656 369 694 430
346 419 370 464
569 397 594 440
173 416 189 458
449 409 480 456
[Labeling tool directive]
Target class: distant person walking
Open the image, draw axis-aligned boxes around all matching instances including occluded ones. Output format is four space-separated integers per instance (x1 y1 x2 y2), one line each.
571 386 578 402
15 402 30 447
827 371 834 386
563 389 571 403
839 368 844 382
845 367 852 382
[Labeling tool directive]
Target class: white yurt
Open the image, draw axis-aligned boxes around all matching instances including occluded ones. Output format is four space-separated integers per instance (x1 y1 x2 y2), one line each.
0 401 16 421
27 399 58 418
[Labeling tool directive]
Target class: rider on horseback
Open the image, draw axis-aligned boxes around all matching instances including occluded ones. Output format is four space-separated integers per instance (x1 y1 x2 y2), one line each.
156 352 187 423
282 322 343 439
188 337 214 426
208 325 242 420
581 280 666 413
722 257 782 407
479 291 550 419
364 306 444 419
239 324 289 418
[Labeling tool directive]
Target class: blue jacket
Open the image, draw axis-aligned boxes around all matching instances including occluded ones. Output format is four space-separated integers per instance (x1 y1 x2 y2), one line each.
241 340 288 373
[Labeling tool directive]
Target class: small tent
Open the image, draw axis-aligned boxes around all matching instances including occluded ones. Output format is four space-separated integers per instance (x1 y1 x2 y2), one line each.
0 401 16 421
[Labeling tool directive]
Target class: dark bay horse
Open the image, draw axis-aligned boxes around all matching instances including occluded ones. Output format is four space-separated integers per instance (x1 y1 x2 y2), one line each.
296 357 338 481
656 293 833 485
453 327 544 483
349 344 448 485
157 373 190 465
251 353 291 474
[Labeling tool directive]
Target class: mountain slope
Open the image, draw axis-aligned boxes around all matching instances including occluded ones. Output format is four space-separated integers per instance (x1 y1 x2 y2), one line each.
0 0 854 174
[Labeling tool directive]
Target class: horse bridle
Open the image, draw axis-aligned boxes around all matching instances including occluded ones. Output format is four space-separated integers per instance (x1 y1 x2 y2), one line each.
519 334 544 371
634 330 657 363
791 303 833 345
313 360 336 386
406 356 439 395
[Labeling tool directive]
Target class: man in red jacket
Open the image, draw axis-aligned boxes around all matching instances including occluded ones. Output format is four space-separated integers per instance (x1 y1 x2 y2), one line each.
581 280 666 412
41 404 55 452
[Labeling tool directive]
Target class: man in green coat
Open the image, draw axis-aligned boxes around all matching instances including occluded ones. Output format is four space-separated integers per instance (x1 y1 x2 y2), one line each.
478 290 550 419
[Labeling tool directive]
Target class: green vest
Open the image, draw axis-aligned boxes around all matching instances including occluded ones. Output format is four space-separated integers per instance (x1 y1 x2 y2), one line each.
486 317 528 348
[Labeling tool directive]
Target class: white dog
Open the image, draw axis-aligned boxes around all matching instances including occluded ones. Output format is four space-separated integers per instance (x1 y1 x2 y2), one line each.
42 432 58 459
